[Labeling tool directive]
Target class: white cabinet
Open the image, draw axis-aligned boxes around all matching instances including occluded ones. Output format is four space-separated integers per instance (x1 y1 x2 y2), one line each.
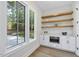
61 36 68 50
41 34 50 46
68 37 75 52
61 36 75 52
50 43 61 49
41 35 61 49
41 34 75 52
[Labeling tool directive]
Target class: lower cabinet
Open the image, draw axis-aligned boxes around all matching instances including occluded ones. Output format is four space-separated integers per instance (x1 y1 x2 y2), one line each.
50 43 61 49
41 35 50 46
60 36 75 52
41 35 75 52
68 37 75 52
60 37 68 50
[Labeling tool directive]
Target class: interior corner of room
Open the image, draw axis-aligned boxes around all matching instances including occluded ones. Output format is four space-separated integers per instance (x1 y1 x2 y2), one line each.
0 1 79 57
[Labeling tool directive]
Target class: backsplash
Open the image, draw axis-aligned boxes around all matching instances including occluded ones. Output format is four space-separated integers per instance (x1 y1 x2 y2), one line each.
43 27 73 36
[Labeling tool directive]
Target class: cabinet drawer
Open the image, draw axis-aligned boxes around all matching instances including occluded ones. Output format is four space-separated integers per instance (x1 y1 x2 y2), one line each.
50 43 61 49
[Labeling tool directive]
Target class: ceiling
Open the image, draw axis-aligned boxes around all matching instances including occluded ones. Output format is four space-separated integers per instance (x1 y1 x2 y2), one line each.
31 1 73 13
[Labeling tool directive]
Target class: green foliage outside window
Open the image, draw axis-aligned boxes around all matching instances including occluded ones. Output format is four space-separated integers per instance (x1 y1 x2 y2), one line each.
29 10 34 39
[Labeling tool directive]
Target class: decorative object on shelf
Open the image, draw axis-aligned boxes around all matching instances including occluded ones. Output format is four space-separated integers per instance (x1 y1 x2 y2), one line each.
44 31 48 34
54 24 58 27
62 32 67 36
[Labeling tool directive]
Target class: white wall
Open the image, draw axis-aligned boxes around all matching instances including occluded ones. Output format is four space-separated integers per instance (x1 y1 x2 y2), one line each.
0 1 41 57
41 2 72 16
73 1 79 56
41 2 74 42
41 8 73 37
0 2 7 56
3 40 39 57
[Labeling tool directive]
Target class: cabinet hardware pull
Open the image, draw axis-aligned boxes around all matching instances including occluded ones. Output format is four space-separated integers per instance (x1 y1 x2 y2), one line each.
76 8 78 11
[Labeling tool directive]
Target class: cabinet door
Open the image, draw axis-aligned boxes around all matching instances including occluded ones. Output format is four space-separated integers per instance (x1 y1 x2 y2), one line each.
68 37 75 52
61 37 69 50
41 34 50 46
61 36 75 52
50 43 61 49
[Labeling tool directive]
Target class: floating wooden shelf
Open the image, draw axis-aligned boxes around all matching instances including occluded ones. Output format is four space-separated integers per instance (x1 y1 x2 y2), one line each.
42 11 73 19
42 25 73 28
42 18 73 23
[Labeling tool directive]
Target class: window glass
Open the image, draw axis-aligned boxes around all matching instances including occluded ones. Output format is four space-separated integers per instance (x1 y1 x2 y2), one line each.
29 10 34 39
16 2 25 44
7 1 25 48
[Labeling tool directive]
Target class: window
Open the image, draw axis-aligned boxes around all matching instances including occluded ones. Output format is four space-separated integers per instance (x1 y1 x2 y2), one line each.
29 10 34 39
7 1 25 48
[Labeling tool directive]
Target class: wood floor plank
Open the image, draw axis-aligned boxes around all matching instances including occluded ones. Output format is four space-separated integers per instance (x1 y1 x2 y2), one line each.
29 46 77 57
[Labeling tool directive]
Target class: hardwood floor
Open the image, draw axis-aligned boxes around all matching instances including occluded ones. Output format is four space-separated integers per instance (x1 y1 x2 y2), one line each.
29 46 77 57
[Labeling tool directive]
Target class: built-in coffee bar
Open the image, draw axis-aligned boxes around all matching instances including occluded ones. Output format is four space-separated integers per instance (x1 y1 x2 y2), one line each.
41 10 75 52
41 30 75 52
